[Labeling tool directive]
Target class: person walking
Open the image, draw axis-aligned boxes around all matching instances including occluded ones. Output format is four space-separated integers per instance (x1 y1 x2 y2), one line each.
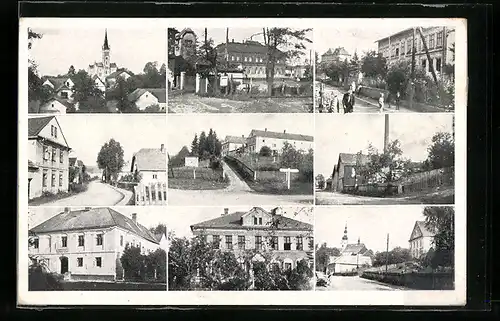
378 93 385 112
395 91 401 111
343 89 355 113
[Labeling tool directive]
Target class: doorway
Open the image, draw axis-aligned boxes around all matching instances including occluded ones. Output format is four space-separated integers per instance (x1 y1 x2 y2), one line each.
60 256 69 274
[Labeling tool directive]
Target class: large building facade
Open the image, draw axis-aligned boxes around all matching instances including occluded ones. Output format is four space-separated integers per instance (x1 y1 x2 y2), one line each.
327 224 373 274
408 221 435 259
221 135 246 156
29 207 166 281
246 129 314 155
88 29 118 81
190 207 314 270
28 116 71 199
376 27 455 77
131 144 167 184
321 47 351 64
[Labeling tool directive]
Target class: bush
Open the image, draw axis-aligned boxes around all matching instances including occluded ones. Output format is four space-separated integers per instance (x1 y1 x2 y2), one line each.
259 146 272 157
316 278 328 287
29 258 64 290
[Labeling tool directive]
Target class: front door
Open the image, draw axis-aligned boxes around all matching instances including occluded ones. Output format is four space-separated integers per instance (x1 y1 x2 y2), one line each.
60 256 69 274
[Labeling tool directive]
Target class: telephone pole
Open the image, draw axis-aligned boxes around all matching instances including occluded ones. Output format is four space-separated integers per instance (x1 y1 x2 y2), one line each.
385 233 390 273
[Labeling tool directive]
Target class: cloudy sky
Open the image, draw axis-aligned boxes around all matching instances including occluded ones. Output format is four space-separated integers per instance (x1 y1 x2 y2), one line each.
315 113 454 177
170 27 313 64
315 206 430 253
28 207 166 231
167 114 314 156
34 115 166 168
165 206 314 239
28 28 166 76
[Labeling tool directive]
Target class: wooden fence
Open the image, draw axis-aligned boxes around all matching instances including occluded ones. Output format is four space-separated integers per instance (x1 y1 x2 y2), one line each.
398 167 454 194
361 270 454 290
134 182 167 206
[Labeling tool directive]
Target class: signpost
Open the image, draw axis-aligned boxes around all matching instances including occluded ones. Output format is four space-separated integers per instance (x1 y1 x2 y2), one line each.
185 157 199 179
279 168 299 190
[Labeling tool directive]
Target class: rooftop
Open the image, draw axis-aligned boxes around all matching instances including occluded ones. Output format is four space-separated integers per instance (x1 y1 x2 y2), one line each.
28 116 54 137
338 153 371 166
249 129 314 142
224 135 246 144
128 88 167 104
132 147 167 172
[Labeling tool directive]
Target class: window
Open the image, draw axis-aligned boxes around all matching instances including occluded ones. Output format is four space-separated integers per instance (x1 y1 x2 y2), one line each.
52 148 56 162
258 218 262 225
42 170 48 187
59 172 63 187
429 33 435 49
436 31 443 47
51 173 56 187
255 236 262 250
61 236 67 248
249 57 252 62
54 126 58 138
238 236 245 250
96 257 102 267
262 139 265 143
284 236 291 251
296 236 303 250
120 235 123 246
244 57 247 62
436 58 442 72
78 235 84 247
395 48 399 56
60 91 68 99
271 236 278 250
213 235 220 249
284 262 292 270
33 238 39 249
231 56 235 61
254 217 258 225
225 235 233 250
236 56 240 61
43 146 49 160
77 257 83 267
60 150 63 163
96 234 103 246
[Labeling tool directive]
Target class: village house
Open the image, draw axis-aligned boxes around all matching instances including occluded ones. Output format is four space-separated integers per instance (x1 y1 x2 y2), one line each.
42 76 75 102
69 156 85 184
327 224 373 274
130 144 167 184
127 88 167 111
331 153 371 193
408 221 436 259
39 97 74 114
321 47 351 64
105 69 133 88
92 75 106 94
88 29 118 81
375 27 455 78
221 135 246 156
28 207 167 281
246 128 314 155
28 116 71 200
191 207 314 270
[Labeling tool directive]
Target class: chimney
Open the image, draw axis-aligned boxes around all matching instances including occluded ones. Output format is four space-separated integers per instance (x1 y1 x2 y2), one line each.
222 208 229 216
132 213 137 223
160 143 165 153
64 207 70 214
384 114 389 153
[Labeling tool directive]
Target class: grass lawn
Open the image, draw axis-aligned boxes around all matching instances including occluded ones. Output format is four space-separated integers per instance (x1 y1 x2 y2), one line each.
56 281 166 291
28 183 89 206
400 187 455 204
247 178 313 195
168 167 229 190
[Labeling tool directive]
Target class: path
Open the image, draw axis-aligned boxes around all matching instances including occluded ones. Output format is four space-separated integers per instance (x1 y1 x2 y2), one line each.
44 181 132 206
221 160 252 192
317 275 408 291
316 191 413 205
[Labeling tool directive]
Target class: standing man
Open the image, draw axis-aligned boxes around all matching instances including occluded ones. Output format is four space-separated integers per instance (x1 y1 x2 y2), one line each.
378 93 385 112
395 91 401 110
343 89 355 113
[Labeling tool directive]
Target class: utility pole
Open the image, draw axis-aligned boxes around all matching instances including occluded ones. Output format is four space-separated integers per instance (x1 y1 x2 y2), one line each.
385 233 390 273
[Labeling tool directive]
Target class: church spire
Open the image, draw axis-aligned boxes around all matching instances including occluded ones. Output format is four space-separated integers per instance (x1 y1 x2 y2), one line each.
103 29 110 50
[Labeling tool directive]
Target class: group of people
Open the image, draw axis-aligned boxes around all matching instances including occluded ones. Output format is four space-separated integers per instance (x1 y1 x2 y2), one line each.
378 91 401 112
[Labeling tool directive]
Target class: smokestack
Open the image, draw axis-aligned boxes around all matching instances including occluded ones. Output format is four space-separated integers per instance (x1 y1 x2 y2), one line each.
132 213 137 223
384 114 389 153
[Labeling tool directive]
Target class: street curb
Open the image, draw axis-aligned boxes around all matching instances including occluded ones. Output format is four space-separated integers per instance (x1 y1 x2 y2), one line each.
107 184 134 205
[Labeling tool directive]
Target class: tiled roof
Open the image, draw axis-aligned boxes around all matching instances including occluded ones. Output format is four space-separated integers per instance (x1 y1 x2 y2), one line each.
28 116 54 137
216 41 285 57
128 88 167 104
338 153 371 166
335 47 350 56
249 129 314 142
330 254 372 266
30 207 159 244
191 207 313 231
154 233 164 243
132 148 166 171
43 77 70 90
342 243 368 255
224 135 246 144
44 97 74 110
106 69 131 79
414 221 435 238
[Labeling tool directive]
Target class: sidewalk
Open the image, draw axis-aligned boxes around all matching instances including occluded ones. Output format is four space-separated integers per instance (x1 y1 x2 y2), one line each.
355 94 415 113
107 184 134 205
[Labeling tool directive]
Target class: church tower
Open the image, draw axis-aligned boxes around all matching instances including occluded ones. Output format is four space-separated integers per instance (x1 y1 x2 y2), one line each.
341 223 348 249
102 29 111 76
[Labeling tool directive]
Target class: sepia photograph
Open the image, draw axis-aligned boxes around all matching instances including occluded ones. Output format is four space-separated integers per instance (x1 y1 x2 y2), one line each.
27 27 167 114
27 115 167 206
167 206 314 291
27 206 167 291
168 114 314 205
315 113 455 205
315 206 455 291
168 27 313 113
315 26 455 113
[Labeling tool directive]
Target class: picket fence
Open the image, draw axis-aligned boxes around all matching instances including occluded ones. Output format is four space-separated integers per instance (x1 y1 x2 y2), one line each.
399 166 454 194
134 182 167 206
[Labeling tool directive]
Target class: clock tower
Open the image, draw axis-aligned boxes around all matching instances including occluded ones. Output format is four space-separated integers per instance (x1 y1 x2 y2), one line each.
341 223 348 249
102 29 111 76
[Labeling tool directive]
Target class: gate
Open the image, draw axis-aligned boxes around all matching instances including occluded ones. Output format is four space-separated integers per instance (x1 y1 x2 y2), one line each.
133 182 167 206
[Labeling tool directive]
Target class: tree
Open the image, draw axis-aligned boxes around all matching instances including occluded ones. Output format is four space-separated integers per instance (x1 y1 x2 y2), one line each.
120 245 144 281
198 131 207 159
324 59 350 85
316 174 325 189
106 77 137 113
169 146 191 168
426 132 455 169
259 146 272 157
168 28 180 57
72 70 106 112
361 50 388 79
315 243 341 272
262 28 312 96
423 206 454 268
149 223 167 236
140 61 165 88
97 138 125 182
68 65 76 76
372 247 412 267
191 134 199 157
28 29 52 105
350 50 360 71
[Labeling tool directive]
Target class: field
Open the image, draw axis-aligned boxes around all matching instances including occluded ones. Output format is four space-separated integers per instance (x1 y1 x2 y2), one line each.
168 167 229 190
248 170 313 195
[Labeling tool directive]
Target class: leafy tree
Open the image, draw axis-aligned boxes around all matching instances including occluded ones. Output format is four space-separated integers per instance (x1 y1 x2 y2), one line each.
190 134 199 157
262 28 312 95
139 61 166 88
120 244 144 281
315 242 341 272
149 223 167 236
324 59 350 85
372 247 412 267
72 70 106 112
259 146 272 157
426 132 455 169
423 206 454 268
361 50 388 79
168 28 180 57
169 146 191 168
97 138 125 182
279 143 313 183
316 174 325 189
106 77 137 113
350 50 361 71
27 29 52 105
68 65 76 76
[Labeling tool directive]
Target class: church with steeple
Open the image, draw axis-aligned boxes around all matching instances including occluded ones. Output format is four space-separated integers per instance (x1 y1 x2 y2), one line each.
88 29 118 80
326 223 374 274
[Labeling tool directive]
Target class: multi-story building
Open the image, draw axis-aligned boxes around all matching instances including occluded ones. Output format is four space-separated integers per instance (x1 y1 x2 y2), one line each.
88 29 118 81
28 207 167 280
191 207 314 270
130 144 167 184
246 128 314 155
375 27 455 77
408 220 435 259
28 116 71 200
215 39 287 79
321 47 351 64
221 135 246 156
331 153 370 192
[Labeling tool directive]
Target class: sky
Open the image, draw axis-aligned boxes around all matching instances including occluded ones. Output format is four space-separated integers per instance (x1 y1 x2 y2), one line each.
171 27 314 65
29 28 166 76
167 114 314 155
165 206 314 239
315 113 454 177
28 207 166 231
315 206 429 253
44 115 166 168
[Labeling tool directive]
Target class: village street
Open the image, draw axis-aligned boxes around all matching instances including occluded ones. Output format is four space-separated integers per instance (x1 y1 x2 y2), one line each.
315 191 414 205
316 83 415 113
168 93 312 113
317 275 408 291
42 181 133 206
